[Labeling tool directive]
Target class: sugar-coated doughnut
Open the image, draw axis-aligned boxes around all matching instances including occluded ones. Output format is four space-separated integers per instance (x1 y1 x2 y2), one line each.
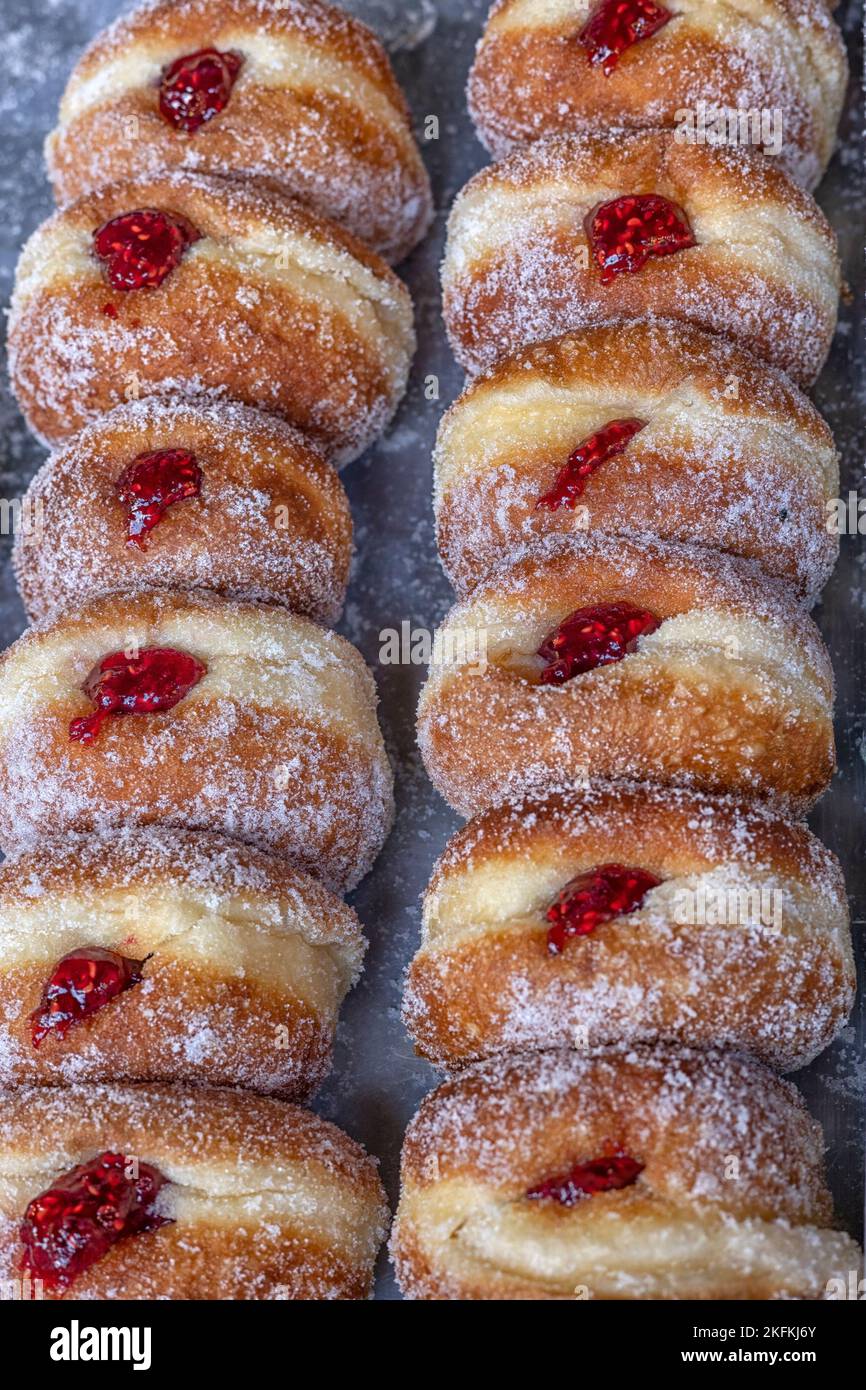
9 172 415 462
0 1083 388 1299
467 0 847 192
442 131 839 386
0 590 393 892
46 0 432 265
404 784 854 1071
417 534 835 815
0 828 365 1099
435 322 839 601
391 1047 863 1300
14 399 353 625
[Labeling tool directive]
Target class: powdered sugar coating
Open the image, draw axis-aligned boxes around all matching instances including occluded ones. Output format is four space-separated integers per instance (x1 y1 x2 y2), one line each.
442 130 840 385
392 1047 863 1300
0 0 857 1309
418 532 835 815
434 320 839 602
0 1081 389 1299
9 170 416 462
0 826 366 1097
403 783 854 1070
468 0 847 192
14 398 353 624
401 1046 829 1212
47 0 433 263
2 823 364 947
0 589 394 892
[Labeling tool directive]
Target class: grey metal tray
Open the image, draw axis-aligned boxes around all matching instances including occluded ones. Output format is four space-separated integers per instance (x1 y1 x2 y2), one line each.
0 0 862 1301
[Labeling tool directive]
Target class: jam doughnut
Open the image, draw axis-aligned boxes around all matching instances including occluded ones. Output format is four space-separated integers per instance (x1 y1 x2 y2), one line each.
0 1083 388 1299
417 533 835 815
14 399 353 625
404 784 854 1071
9 172 415 462
0 828 365 1099
442 131 839 386
467 0 847 192
0 590 393 892
435 321 839 601
46 0 433 265
391 1048 862 1300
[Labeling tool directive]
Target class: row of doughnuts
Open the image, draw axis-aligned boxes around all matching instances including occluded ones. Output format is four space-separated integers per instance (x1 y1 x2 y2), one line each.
0 0 435 1299
393 2 860 1298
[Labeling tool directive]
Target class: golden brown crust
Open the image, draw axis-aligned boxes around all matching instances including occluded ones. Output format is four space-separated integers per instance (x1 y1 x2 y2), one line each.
399 1050 826 1216
47 0 432 263
0 1082 388 1299
442 131 839 386
435 322 838 600
404 785 854 1070
467 0 847 191
3 961 330 1097
391 1048 862 1300
0 590 394 892
68 0 402 93
0 827 365 1099
417 534 835 815
9 173 415 462
14 399 353 625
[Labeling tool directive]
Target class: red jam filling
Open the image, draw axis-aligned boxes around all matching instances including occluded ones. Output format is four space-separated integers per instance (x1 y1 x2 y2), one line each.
69 647 206 745
537 601 660 684
93 209 201 291
116 448 203 549
30 947 149 1048
585 194 695 283
545 863 661 954
20 1152 171 1291
578 0 673 75
536 418 646 511
526 1151 644 1204
159 47 243 131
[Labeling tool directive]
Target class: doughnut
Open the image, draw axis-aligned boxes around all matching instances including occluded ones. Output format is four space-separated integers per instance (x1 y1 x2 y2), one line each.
46 0 433 265
467 0 847 192
0 1083 387 1299
391 1047 862 1300
0 827 365 1100
442 130 840 386
8 171 415 462
404 784 854 1071
14 399 353 625
417 533 835 815
0 589 393 893
435 321 839 601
